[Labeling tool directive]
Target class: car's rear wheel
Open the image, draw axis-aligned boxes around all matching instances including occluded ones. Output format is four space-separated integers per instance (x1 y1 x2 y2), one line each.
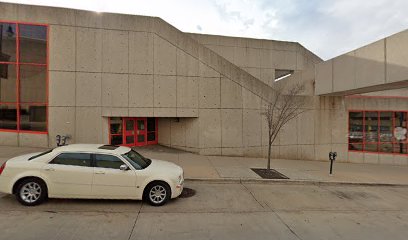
145 182 171 206
15 178 47 206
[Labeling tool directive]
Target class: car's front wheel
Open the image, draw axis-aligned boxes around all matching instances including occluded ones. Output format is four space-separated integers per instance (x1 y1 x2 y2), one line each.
15 178 47 206
145 181 171 206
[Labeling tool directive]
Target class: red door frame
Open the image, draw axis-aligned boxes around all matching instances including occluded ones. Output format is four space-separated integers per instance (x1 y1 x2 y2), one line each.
116 117 158 146
134 117 147 146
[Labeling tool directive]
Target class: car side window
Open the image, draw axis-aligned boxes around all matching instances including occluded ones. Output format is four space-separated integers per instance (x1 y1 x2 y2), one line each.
50 153 91 167
95 154 124 169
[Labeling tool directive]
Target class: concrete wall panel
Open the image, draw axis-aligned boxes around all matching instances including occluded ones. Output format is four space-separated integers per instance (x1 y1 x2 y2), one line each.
333 52 355 92
170 121 186 147
158 118 171 145
49 25 75 71
19 133 48 148
177 50 199 76
220 77 242 108
17 4 75 25
0 3 18 21
129 74 154 108
102 73 129 107
129 32 153 74
102 30 129 73
48 106 76 147
185 118 199 149
154 75 176 108
386 30 408 83
76 72 101 107
199 77 221 108
199 109 221 148
355 40 385 88
76 28 102 72
243 109 261 147
221 109 243 148
315 60 333 95
154 35 176 75
0 132 18 146
49 71 75 107
75 107 102 143
177 76 199 109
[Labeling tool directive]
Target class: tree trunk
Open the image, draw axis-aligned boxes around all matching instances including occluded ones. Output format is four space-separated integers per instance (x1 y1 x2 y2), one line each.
267 139 272 170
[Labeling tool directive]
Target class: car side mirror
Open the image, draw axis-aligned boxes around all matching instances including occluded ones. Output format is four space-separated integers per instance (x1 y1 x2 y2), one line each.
120 164 129 171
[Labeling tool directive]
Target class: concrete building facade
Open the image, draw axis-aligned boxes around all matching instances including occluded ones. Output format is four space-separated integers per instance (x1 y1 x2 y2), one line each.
0 3 406 165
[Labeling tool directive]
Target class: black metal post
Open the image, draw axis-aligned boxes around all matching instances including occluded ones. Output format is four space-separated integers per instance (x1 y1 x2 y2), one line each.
329 152 337 175
330 159 334 175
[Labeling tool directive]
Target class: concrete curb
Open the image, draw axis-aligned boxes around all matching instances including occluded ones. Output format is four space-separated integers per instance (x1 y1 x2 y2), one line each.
184 178 408 187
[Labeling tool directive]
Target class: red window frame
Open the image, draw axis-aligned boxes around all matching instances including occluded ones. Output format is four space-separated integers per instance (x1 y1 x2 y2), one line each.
108 117 158 146
348 110 408 156
0 21 48 134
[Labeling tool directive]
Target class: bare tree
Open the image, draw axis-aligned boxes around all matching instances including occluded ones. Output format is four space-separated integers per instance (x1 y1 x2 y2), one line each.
262 83 307 170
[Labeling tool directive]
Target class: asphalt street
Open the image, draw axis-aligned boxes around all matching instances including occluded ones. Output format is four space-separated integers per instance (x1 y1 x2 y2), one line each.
0 181 407 240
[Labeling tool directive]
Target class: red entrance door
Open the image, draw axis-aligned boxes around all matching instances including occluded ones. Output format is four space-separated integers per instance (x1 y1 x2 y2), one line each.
135 117 147 146
124 118 136 146
123 117 147 146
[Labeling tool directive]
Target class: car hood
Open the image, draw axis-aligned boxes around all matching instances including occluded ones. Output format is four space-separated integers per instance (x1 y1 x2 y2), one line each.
146 159 183 175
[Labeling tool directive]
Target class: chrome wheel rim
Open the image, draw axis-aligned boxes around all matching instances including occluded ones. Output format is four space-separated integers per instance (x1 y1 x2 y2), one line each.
149 185 167 204
20 182 41 203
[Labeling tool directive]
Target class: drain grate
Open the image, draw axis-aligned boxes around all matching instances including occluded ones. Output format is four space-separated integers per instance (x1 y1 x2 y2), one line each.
251 168 289 179
179 187 196 198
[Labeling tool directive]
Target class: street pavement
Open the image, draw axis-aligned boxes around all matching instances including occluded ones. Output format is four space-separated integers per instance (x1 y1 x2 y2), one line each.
0 181 407 240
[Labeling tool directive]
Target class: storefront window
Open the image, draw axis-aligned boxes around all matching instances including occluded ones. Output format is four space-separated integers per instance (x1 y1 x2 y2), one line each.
349 111 407 155
0 22 48 133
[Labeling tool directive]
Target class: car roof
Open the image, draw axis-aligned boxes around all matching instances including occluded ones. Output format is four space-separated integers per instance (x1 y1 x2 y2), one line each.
53 144 131 155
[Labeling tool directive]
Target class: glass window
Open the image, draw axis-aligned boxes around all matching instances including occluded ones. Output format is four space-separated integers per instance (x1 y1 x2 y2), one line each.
0 23 48 133
0 23 17 63
110 117 122 134
50 153 91 167
0 104 17 129
349 111 408 155
19 24 47 64
365 112 378 142
0 64 17 103
95 154 124 169
147 118 155 131
147 132 155 141
122 150 151 170
19 65 46 103
19 105 46 131
126 119 134 131
111 135 123 145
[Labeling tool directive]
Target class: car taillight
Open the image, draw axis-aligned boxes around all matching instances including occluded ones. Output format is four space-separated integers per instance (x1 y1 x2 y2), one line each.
0 162 6 175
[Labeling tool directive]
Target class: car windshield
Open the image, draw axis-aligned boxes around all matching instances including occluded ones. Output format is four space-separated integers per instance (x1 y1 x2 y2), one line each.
122 150 151 170
28 149 53 160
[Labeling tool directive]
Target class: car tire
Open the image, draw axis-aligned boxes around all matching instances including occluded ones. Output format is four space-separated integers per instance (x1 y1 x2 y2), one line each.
145 181 171 206
15 178 47 206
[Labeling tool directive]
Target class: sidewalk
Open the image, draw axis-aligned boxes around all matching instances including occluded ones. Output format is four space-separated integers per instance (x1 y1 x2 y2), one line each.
136 145 408 186
1 145 407 185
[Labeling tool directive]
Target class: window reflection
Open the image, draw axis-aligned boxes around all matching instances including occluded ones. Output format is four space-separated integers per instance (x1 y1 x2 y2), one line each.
0 23 17 63
19 65 46 103
0 104 17 130
0 64 17 103
19 105 46 131
19 24 47 64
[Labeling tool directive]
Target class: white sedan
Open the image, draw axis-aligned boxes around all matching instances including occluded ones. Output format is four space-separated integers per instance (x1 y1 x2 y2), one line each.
0 144 184 206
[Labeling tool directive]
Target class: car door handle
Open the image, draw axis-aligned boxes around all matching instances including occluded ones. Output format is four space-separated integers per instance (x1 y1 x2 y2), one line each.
44 168 55 171
95 171 105 174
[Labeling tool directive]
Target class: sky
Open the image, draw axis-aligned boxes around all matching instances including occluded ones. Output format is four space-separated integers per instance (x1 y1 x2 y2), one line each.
3 0 408 60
